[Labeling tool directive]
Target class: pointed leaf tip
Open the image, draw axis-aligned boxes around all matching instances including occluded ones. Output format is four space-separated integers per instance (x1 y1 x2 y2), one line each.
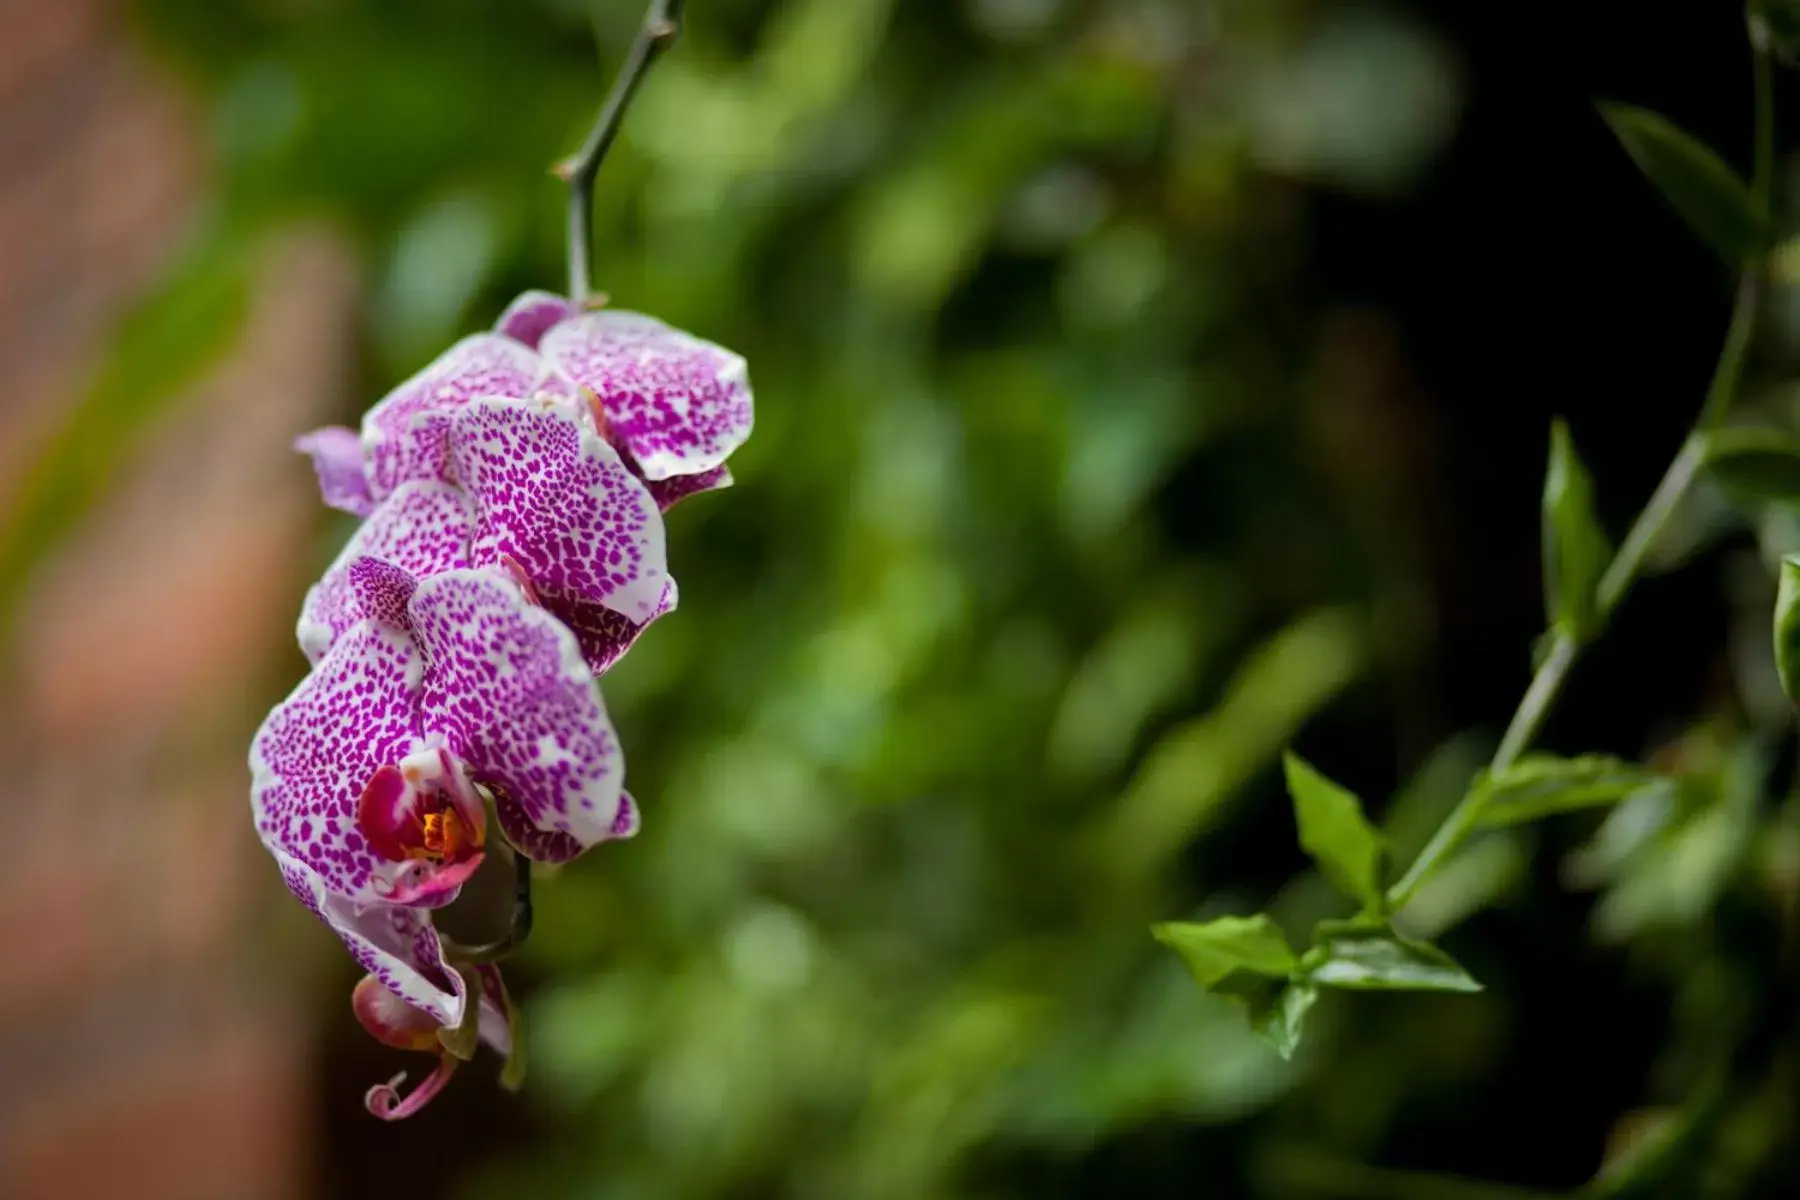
1599 101 1768 263
1283 752 1386 911
1542 419 1608 641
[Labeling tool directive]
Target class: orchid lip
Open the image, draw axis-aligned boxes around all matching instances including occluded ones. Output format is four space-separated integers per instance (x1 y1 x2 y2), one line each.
357 748 489 903
373 851 488 906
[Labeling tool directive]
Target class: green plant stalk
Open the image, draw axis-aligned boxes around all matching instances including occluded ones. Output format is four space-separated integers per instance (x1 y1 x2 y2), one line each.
562 0 686 304
1387 5 1773 914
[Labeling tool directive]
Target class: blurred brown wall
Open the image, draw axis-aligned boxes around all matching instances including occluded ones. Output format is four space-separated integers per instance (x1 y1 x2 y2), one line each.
0 3 358 1196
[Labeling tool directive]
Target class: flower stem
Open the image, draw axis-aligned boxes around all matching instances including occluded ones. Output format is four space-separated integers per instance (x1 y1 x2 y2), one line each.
1386 9 1773 914
562 0 686 304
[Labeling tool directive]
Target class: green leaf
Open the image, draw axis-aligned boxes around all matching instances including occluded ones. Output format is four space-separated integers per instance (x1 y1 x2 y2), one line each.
1208 970 1316 1060
1600 102 1769 262
1776 556 1800 705
1704 426 1800 504
1283 752 1386 911
1474 754 1665 829
1152 915 1297 989
1305 928 1482 993
1250 983 1316 1061
1542 419 1609 640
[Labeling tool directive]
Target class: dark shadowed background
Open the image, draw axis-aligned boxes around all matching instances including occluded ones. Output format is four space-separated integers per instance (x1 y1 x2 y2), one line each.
0 0 1794 1196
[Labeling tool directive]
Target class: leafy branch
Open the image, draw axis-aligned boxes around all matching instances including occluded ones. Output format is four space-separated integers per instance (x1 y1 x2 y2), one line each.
1386 1 1777 915
1158 0 1782 1079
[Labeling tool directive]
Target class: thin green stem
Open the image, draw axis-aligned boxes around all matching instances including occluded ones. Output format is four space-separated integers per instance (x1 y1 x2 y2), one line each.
562 0 686 304
1386 436 1708 910
1698 271 1762 429
1387 10 1773 914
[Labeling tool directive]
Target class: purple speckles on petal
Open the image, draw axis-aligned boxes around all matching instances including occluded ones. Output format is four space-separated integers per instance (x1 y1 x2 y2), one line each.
553 576 677 676
450 397 670 623
279 856 464 1028
298 482 474 663
361 334 554 499
252 623 426 903
645 464 733 512
539 311 754 482
611 790 641 838
295 425 374 516
348 556 421 632
409 568 628 860
494 290 580 349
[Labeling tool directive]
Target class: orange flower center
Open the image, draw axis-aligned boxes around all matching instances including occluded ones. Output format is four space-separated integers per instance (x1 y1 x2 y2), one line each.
412 808 467 861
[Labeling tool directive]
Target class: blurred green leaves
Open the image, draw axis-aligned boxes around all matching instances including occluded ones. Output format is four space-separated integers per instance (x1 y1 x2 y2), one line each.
1542 418 1609 641
1600 102 1770 263
1101 609 1365 879
100 0 1507 1194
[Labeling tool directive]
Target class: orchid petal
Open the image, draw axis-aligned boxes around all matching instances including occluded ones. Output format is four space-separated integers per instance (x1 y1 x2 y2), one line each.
556 577 677 676
298 481 474 663
449 396 670 623
362 334 554 499
612 789 641 838
475 963 515 1061
275 853 466 1029
294 426 374 516
494 290 579 349
409 568 629 862
646 464 734 512
348 555 422 631
252 623 427 904
539 311 753 481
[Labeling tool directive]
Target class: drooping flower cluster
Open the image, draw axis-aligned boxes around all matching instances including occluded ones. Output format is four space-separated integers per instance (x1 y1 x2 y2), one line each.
253 292 751 1118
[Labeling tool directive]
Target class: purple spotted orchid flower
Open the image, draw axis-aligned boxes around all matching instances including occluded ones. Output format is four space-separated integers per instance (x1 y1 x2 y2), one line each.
266 287 748 1120
297 290 754 518
515 292 752 510
254 560 636 1116
299 393 673 676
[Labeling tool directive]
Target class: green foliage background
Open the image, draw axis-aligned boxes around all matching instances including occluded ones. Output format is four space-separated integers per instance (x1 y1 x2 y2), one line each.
41 0 1793 1195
